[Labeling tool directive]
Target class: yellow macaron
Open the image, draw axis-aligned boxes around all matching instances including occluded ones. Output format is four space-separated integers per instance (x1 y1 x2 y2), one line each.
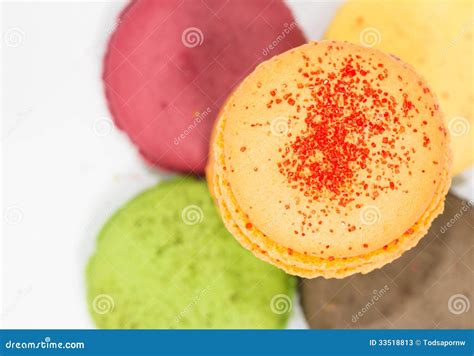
207 41 451 278
324 0 473 175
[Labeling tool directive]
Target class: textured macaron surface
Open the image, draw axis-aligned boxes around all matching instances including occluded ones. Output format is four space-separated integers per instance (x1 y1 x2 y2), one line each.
104 0 306 174
86 178 295 328
208 41 451 278
324 0 473 175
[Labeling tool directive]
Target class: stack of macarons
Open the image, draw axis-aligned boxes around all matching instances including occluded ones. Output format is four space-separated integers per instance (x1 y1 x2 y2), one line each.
87 0 471 329
206 41 451 278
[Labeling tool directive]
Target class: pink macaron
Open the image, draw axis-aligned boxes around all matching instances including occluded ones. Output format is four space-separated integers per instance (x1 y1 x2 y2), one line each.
103 0 306 174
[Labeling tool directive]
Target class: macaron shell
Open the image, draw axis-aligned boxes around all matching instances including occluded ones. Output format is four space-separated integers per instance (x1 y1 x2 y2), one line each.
300 194 474 328
208 41 451 278
210 112 449 278
220 43 450 257
104 0 306 174
324 0 473 175
87 178 296 328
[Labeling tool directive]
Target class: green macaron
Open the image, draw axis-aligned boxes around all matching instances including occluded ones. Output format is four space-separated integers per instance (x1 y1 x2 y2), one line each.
86 177 295 329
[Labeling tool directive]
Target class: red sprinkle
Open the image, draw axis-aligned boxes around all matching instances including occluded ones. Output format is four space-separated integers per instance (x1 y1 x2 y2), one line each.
277 55 417 209
264 49 431 237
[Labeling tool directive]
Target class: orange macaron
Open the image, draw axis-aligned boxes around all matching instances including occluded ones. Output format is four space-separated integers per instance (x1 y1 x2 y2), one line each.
207 41 451 279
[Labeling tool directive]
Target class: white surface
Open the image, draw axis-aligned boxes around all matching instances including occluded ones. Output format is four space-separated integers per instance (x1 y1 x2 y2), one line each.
1 0 473 329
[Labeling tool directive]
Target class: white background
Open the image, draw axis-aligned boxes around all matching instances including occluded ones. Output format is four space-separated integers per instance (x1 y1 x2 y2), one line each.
2 0 473 329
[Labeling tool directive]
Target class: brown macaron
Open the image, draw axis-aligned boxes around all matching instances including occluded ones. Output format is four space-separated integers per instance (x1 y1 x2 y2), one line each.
300 193 473 328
